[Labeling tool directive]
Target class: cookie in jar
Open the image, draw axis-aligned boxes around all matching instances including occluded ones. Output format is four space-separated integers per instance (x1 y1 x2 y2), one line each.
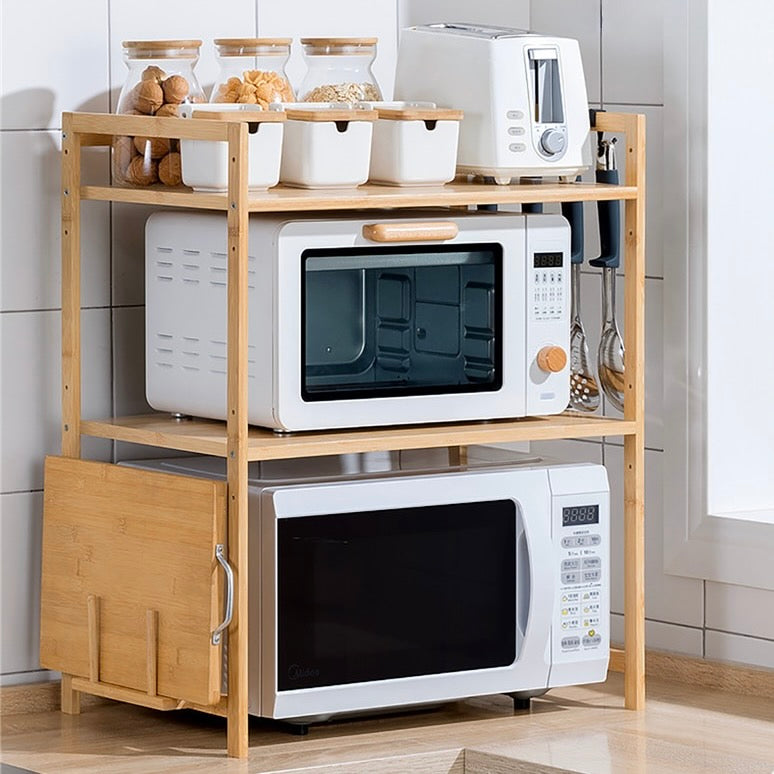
211 38 294 108
112 40 205 186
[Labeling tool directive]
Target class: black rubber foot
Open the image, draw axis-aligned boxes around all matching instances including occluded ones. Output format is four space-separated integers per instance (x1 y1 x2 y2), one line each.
512 697 531 711
273 720 309 736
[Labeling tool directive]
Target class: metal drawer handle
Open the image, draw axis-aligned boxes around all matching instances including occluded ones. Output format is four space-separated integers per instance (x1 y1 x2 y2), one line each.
211 544 234 646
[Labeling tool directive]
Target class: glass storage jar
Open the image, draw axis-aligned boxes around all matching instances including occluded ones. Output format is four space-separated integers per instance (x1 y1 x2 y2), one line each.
112 39 205 187
298 37 382 103
210 38 294 106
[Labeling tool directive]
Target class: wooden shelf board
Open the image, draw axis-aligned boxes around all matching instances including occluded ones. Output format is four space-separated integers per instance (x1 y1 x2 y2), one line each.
81 413 638 461
80 181 637 211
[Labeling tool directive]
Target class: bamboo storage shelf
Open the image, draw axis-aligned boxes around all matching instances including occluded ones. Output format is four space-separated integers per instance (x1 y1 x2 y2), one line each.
53 110 647 759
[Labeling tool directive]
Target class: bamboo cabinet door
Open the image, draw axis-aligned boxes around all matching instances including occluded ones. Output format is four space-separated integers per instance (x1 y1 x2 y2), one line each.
40 456 228 706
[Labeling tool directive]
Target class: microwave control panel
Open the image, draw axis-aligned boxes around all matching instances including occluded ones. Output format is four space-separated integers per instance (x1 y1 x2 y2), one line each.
551 495 609 665
530 250 566 322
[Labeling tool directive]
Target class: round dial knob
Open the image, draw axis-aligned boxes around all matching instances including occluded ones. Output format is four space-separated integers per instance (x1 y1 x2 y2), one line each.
540 129 566 156
537 346 567 373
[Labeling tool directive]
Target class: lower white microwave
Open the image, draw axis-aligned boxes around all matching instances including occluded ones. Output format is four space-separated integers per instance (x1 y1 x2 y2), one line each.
123 447 609 722
145 210 570 432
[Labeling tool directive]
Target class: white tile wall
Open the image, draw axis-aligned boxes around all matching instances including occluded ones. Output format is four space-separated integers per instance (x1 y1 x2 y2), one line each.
704 631 774 671
0 132 111 312
0 493 44 673
530 0 601 104
610 614 703 656
705 583 774 642
0 309 113 493
399 0 530 31
0 0 109 129
601 0 663 105
605 447 704 625
259 0 398 98
112 204 155 307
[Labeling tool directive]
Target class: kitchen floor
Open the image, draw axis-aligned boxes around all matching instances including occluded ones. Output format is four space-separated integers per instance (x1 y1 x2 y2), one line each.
1 673 773 774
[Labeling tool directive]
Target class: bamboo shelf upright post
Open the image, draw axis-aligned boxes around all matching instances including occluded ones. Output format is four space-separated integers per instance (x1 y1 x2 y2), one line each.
56 110 646 758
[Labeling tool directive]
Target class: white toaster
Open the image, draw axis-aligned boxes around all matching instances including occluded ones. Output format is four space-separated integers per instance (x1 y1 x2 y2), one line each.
395 23 590 183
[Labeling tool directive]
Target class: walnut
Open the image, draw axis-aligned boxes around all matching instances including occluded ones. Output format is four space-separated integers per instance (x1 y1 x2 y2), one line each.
162 74 189 104
158 152 182 186
126 155 158 186
155 103 179 117
112 135 137 177
133 80 163 114
133 135 171 159
141 65 166 83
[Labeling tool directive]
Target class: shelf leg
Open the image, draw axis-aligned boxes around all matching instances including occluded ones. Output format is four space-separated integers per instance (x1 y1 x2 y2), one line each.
60 673 81 715
624 435 645 709
225 121 250 760
61 113 81 459
620 112 647 710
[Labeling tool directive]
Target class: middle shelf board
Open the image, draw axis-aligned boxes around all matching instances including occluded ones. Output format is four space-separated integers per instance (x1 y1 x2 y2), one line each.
80 413 637 462
79 180 637 213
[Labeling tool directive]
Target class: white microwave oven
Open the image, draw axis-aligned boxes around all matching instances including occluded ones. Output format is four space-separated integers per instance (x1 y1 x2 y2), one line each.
123 447 610 723
145 211 570 432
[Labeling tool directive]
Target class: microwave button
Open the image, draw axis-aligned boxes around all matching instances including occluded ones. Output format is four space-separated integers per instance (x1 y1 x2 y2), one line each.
561 636 580 649
582 557 601 569
508 126 525 136
590 534 602 545
561 536 579 548
509 142 526 152
561 558 580 571
582 569 601 582
561 571 580 585
507 110 524 120
582 634 603 647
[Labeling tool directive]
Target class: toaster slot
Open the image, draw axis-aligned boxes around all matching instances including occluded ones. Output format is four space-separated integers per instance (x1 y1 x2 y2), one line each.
529 47 564 125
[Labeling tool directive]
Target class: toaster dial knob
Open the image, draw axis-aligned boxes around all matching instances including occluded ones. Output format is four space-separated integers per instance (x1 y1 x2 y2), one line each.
537 346 567 373
540 129 566 156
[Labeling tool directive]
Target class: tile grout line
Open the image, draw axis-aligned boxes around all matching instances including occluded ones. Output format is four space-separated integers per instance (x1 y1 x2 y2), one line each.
704 627 774 645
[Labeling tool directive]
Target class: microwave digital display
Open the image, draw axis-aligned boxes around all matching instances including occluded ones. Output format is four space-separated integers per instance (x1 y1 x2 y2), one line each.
562 504 599 527
301 243 503 402
533 252 563 268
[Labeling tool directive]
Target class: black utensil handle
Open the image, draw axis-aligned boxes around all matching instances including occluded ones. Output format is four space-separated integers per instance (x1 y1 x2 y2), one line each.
590 168 621 269
561 200 584 265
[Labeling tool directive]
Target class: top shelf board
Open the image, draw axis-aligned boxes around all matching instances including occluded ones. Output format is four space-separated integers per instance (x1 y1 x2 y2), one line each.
80 180 637 212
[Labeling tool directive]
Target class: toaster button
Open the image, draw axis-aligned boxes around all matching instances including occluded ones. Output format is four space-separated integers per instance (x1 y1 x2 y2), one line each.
508 126 525 136
509 143 526 152
507 110 525 120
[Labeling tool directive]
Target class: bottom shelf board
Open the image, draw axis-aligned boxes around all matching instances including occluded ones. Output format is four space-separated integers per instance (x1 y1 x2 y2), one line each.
80 413 638 461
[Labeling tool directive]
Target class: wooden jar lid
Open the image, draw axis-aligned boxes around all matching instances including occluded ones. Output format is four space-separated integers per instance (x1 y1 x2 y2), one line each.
300 37 378 48
214 38 292 51
123 39 202 50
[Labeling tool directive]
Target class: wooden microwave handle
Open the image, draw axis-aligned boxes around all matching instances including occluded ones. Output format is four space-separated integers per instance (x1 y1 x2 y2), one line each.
362 222 459 242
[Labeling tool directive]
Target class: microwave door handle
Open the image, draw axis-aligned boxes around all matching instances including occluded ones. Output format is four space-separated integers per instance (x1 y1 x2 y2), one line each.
517 529 531 642
362 222 459 242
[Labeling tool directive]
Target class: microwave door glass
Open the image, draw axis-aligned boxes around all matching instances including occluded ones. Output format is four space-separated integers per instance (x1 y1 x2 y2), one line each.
276 500 518 691
302 244 502 401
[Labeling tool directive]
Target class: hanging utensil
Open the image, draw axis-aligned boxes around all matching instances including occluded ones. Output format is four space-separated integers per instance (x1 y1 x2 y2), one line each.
590 138 625 412
562 188 600 412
